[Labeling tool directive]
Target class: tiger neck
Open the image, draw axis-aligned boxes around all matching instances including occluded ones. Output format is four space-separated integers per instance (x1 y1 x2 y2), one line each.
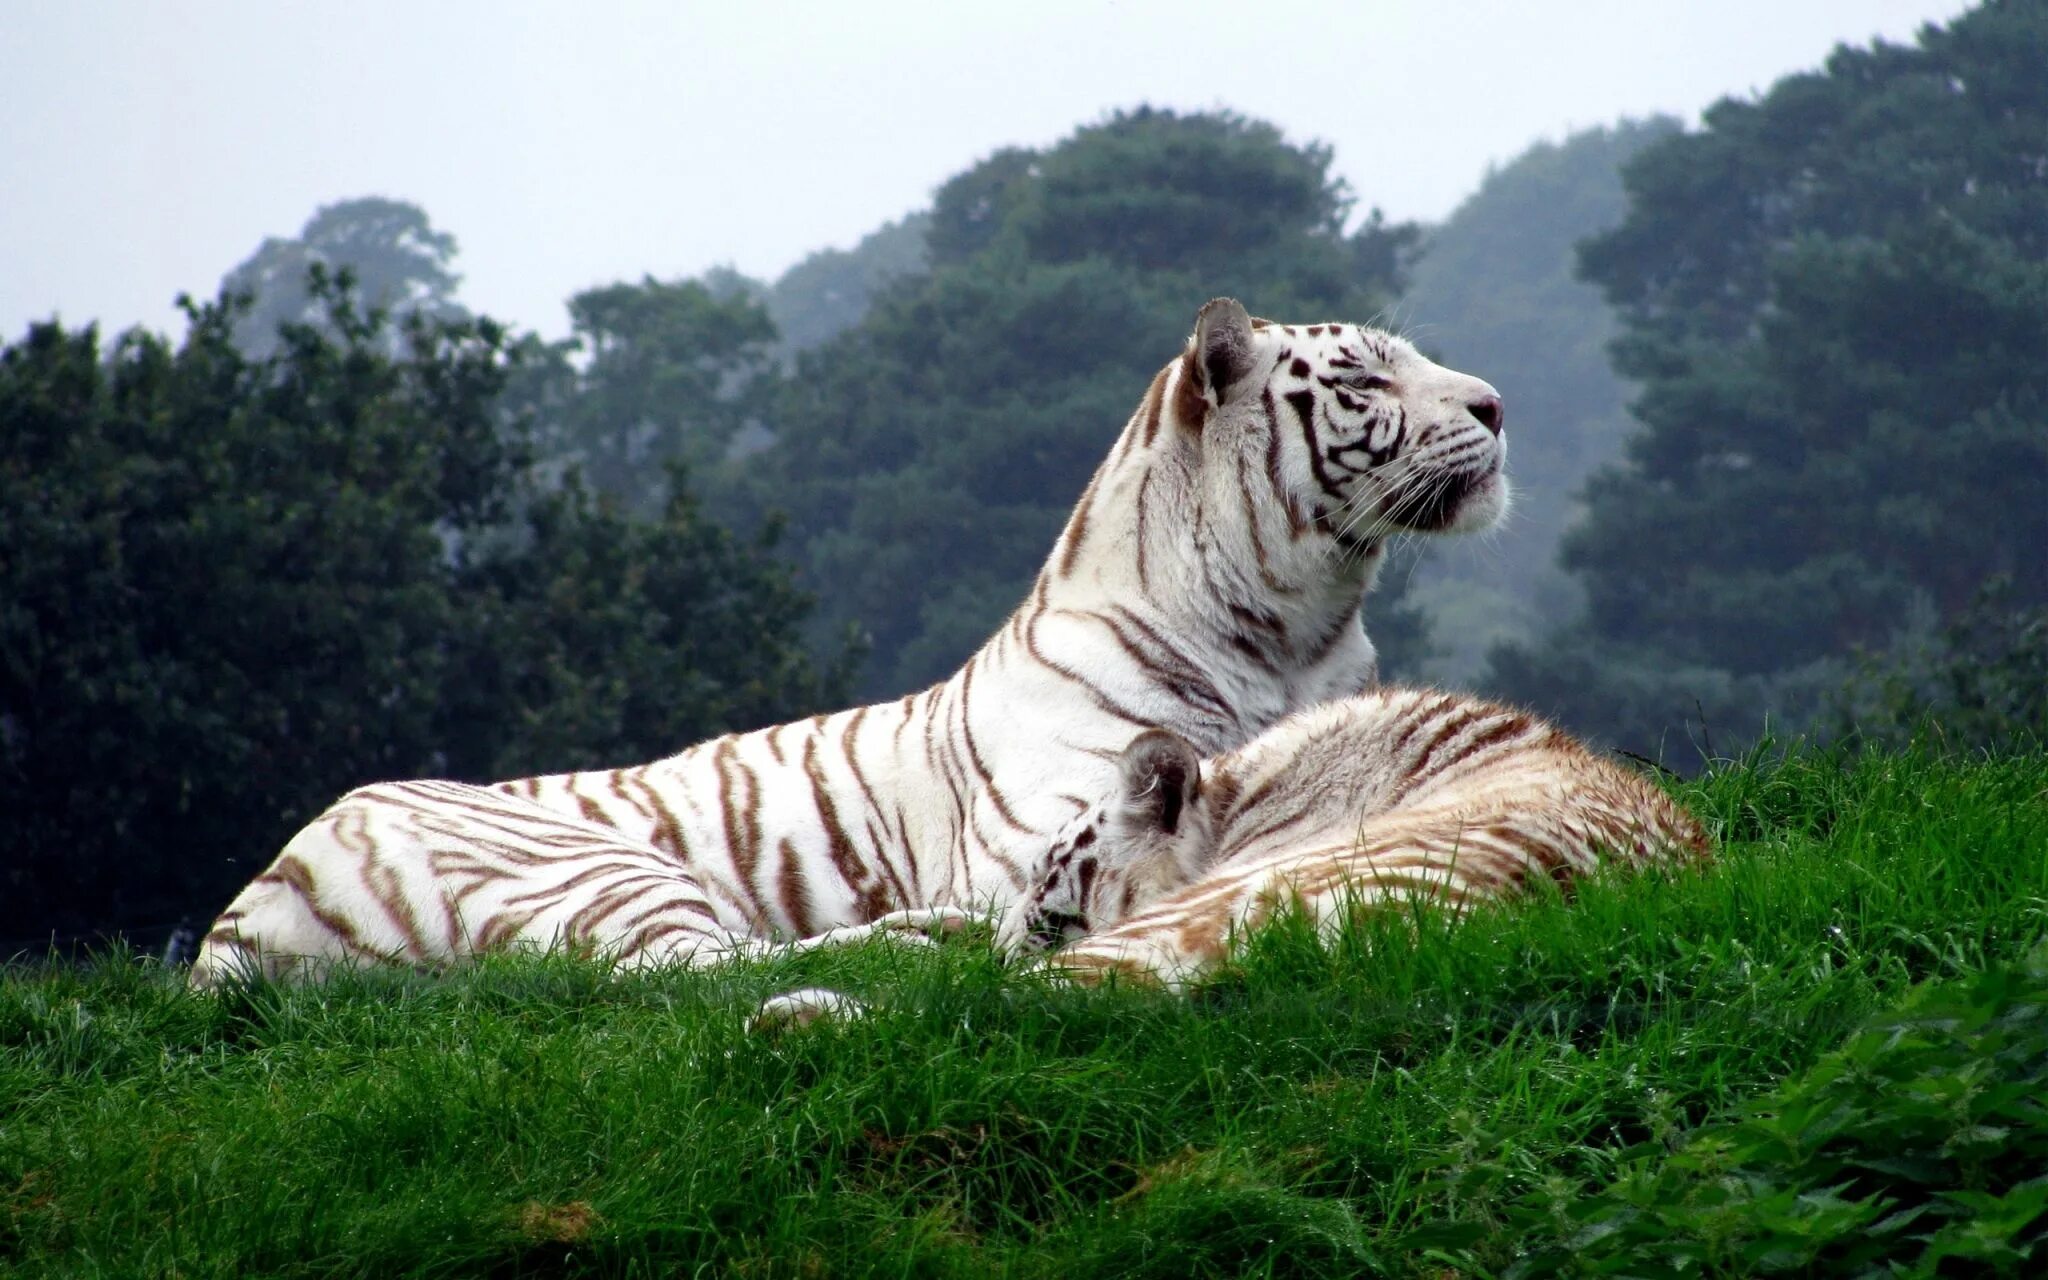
1041 417 1384 715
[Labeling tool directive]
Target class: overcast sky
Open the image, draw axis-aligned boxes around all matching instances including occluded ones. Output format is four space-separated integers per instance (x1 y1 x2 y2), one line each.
3 0 1975 344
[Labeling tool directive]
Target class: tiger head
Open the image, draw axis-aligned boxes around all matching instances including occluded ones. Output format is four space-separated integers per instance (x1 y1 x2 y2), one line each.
996 727 1214 955
1174 297 1508 560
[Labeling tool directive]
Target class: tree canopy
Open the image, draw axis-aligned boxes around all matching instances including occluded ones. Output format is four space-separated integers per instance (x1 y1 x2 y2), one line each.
1490 0 2048 758
220 197 467 357
707 214 933 360
1396 118 1680 684
508 277 781 514
0 278 843 950
724 108 1423 697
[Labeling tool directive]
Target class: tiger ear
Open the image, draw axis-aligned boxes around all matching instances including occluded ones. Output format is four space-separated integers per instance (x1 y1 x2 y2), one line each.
1116 728 1203 837
1190 297 1256 408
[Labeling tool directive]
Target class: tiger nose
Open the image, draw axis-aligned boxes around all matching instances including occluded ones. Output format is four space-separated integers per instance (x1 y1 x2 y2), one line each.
1467 393 1504 435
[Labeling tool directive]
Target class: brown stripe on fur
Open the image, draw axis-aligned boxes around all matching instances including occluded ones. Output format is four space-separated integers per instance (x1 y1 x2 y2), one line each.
777 837 816 936
1233 603 1289 641
1262 389 1309 538
623 919 709 960
1430 712 1542 782
362 855 430 961
1407 707 1487 783
1235 452 1290 595
1202 767 1244 824
499 860 635 907
949 708 1028 886
1021 612 1154 730
957 659 1034 836
710 736 761 916
324 806 409 954
1172 351 1208 427
805 734 891 920
1379 694 1468 807
606 770 654 826
1093 608 1233 723
1138 364 1169 445
1218 795 1325 860
474 907 544 953
1109 606 1228 705
261 853 370 953
1054 464 1105 578
628 768 690 860
891 693 917 756
1283 389 1347 501
563 875 668 942
838 705 916 909
1134 468 1154 594
733 750 765 916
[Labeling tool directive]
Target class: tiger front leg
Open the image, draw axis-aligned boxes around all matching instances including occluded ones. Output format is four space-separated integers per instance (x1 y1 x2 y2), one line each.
783 905 981 955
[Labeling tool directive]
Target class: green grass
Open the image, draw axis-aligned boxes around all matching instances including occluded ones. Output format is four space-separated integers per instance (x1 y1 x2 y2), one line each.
5 744 2046 1277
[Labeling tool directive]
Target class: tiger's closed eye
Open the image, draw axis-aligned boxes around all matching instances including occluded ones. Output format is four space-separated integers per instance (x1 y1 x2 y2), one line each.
1347 374 1394 392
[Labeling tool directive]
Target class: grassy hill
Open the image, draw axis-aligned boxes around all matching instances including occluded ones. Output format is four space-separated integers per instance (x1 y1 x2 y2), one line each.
6 744 2045 1277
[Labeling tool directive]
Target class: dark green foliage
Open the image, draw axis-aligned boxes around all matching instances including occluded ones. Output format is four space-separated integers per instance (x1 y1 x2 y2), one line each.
220 197 467 358
1481 947 2048 1276
1396 119 1680 684
727 108 1420 697
0 278 842 948
508 276 781 514
442 479 853 780
1492 1 2048 758
1834 576 2048 754
4 747 2045 1276
708 213 934 359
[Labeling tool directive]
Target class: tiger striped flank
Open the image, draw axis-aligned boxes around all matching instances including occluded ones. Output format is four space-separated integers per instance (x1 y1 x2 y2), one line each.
192 299 1510 984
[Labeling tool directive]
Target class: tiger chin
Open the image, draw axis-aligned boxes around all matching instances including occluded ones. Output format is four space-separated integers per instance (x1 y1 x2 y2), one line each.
999 688 1711 988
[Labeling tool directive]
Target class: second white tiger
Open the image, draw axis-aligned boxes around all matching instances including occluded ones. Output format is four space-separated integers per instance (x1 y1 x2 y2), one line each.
998 688 1712 988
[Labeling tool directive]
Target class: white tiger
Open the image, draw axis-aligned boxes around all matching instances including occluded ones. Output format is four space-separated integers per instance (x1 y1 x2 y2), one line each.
191 300 1509 985
999 688 1712 989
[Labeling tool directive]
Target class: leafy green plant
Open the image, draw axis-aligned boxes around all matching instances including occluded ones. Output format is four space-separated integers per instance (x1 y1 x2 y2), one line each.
1465 944 2048 1277
1834 577 2048 755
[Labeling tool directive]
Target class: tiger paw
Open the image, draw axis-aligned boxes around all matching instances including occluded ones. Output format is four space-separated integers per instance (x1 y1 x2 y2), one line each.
748 987 868 1033
869 906 978 937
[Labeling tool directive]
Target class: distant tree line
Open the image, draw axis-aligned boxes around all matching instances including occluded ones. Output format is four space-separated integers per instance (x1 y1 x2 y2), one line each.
715 107 1424 696
1486 0 2047 762
1394 117 1682 684
1 277 846 949
6 1 2042 947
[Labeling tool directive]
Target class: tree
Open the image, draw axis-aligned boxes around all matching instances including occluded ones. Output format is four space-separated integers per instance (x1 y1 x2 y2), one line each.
512 277 780 513
220 197 467 356
1831 577 2047 754
706 214 933 359
439 475 853 780
728 108 1420 697
1490 1 2048 759
1395 118 1680 684
0 276 843 950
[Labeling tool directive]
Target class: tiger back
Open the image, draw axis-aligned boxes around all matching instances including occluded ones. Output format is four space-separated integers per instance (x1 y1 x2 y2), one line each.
1001 689 1712 989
